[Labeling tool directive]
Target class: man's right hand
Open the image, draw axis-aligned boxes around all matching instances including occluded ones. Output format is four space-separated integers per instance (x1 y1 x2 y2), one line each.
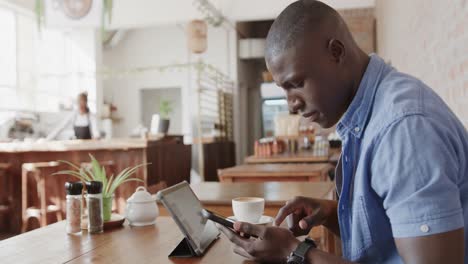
274 196 338 236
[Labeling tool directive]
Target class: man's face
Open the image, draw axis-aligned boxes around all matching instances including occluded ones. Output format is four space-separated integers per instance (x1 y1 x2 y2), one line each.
266 42 350 128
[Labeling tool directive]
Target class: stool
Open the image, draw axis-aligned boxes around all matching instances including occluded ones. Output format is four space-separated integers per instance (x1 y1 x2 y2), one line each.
21 162 62 232
0 163 13 234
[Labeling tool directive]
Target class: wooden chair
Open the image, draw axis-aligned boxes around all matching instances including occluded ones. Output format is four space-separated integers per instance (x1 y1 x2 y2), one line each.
147 181 167 195
21 162 63 232
0 163 13 234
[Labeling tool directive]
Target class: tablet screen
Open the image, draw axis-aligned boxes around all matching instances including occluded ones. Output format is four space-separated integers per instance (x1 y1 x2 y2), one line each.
157 181 219 254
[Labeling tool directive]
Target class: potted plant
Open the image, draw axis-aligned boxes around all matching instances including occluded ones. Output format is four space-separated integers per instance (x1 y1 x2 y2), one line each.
55 154 148 221
158 99 172 134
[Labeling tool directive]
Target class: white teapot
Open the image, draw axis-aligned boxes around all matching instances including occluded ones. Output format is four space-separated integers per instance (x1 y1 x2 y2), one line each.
125 186 159 226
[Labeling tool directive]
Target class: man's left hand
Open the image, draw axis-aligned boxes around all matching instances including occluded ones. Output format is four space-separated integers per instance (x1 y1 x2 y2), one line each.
217 221 300 263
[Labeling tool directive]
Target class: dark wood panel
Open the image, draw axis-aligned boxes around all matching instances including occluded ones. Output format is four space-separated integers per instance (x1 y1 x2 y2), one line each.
146 140 191 187
203 141 236 182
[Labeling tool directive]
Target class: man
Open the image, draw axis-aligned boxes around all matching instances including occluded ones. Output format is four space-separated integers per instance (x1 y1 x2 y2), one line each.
218 0 468 263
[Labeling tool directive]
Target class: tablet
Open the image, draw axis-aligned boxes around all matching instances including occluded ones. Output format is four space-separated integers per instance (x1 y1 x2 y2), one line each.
156 181 219 256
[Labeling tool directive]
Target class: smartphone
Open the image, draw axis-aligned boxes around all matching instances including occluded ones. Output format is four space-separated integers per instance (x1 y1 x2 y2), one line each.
201 209 258 238
201 209 235 229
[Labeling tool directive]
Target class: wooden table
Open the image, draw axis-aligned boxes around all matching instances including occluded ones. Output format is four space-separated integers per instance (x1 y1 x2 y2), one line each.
218 163 333 182
157 182 337 253
0 217 250 264
244 148 341 164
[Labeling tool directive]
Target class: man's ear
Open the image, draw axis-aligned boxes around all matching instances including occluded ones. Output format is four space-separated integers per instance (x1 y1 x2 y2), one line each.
327 38 345 63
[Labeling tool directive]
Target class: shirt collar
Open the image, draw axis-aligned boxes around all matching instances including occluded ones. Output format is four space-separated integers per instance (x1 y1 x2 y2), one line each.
336 54 390 139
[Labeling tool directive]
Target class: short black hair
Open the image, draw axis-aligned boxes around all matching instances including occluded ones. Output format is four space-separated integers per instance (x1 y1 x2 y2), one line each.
266 0 342 60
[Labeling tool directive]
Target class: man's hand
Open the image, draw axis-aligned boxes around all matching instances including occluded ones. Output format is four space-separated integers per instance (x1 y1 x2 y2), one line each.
275 196 339 236
217 221 300 263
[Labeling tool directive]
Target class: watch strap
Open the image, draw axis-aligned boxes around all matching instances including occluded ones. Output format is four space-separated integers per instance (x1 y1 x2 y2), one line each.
288 237 317 264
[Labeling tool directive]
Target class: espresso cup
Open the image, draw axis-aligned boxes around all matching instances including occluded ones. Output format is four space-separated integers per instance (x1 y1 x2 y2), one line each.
232 197 265 223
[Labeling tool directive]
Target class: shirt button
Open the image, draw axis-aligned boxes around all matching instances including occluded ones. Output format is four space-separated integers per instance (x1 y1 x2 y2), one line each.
420 224 430 233
354 127 360 132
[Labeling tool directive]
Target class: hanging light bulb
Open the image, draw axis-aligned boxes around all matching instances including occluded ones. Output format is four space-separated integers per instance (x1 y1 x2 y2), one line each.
187 19 208 54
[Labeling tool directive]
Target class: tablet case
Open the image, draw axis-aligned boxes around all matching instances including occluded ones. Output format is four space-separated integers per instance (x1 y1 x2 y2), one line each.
168 237 197 258
157 181 219 258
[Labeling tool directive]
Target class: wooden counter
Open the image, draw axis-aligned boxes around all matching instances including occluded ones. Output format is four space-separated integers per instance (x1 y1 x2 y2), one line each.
0 139 149 153
0 137 191 234
0 217 251 264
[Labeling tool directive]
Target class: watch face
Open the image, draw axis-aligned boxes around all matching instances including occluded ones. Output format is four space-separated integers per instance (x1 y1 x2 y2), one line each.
61 0 93 19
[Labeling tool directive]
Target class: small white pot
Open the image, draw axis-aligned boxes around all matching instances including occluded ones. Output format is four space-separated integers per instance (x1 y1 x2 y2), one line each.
125 186 159 226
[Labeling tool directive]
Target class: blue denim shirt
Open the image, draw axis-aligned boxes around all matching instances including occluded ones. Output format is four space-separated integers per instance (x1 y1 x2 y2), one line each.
335 54 468 263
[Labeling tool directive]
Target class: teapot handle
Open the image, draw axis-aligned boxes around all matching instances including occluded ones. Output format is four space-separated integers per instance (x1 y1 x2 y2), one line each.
136 186 147 192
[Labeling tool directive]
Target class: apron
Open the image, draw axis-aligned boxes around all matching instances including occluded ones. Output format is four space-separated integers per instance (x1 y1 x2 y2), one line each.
74 114 92 140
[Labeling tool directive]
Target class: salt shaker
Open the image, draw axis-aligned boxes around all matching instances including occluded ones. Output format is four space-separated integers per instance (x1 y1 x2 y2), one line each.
65 182 83 235
86 181 104 234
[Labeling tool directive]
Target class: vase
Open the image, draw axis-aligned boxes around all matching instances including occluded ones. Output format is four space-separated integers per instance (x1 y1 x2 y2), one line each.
158 119 170 134
103 195 114 222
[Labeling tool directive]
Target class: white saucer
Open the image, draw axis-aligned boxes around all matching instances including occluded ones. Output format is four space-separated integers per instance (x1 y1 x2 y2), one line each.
228 215 274 226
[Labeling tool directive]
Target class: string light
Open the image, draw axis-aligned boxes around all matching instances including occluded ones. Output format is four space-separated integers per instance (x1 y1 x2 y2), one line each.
192 0 225 27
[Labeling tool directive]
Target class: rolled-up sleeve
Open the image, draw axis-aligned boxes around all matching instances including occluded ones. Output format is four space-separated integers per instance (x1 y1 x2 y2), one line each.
371 114 464 238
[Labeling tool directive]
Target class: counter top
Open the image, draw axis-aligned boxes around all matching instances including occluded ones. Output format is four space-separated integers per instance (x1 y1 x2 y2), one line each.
0 138 150 153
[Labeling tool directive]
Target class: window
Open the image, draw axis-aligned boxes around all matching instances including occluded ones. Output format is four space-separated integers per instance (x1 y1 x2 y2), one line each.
0 5 96 113
0 7 16 87
0 7 17 110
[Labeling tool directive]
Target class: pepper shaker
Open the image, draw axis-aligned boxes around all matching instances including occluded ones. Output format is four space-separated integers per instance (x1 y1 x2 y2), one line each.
86 181 104 234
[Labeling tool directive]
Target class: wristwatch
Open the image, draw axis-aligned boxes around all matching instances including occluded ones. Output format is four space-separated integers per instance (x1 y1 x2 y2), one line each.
286 237 317 264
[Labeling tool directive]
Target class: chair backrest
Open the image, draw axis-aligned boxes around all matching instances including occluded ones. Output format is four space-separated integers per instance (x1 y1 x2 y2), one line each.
147 181 167 195
22 162 63 209
0 163 12 204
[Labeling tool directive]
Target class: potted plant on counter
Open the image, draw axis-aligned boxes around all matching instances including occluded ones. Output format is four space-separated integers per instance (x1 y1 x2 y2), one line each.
158 99 172 134
55 154 148 222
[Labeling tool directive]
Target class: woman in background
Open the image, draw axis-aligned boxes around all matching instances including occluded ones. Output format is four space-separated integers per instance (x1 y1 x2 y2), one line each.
73 92 99 139
46 92 100 140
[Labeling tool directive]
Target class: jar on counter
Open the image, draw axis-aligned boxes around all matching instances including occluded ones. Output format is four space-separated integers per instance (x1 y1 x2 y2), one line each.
86 181 104 234
65 182 83 235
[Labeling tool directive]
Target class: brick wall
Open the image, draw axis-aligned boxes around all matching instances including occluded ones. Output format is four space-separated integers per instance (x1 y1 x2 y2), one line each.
375 0 468 128
339 8 376 54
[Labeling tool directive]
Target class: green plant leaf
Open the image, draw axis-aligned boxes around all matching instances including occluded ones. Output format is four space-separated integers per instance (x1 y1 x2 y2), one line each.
57 160 82 171
53 170 90 182
105 174 115 196
107 163 148 195
159 100 172 119
81 167 95 181
101 165 108 192
57 155 147 197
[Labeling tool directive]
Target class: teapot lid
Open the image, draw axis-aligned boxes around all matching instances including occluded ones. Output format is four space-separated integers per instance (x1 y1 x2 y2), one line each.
127 186 155 203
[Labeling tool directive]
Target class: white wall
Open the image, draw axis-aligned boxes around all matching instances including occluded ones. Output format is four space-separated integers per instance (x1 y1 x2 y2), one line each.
107 0 375 29
375 0 468 127
103 24 236 138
